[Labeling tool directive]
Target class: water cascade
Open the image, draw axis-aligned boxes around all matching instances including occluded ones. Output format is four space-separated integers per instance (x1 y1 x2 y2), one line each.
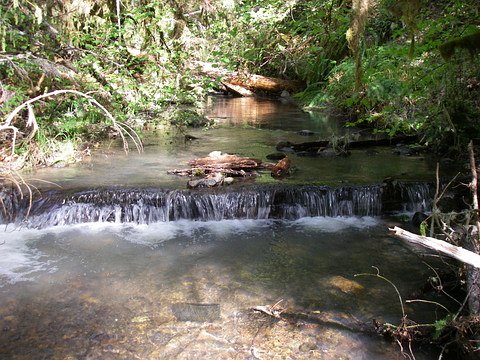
1 182 433 229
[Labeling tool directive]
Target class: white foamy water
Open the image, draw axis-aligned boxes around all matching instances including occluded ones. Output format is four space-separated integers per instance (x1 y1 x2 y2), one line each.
290 216 380 232
0 227 55 286
0 217 380 286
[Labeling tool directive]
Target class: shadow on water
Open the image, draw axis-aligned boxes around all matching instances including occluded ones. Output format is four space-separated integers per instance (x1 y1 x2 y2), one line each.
0 96 453 359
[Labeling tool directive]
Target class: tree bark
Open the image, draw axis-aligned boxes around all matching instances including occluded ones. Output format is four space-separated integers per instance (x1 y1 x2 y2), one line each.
188 152 263 170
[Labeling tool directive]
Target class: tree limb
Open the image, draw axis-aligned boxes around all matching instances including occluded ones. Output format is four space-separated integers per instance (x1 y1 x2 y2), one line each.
390 226 480 269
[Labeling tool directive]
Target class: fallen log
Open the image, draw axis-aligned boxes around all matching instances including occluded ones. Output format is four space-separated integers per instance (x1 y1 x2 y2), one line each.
276 140 329 154
193 61 304 95
275 136 419 155
226 73 304 94
222 82 255 97
188 151 263 170
390 226 480 269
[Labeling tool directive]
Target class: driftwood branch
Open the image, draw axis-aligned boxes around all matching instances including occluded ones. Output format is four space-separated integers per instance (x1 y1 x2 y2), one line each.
167 167 252 177
390 226 480 269
188 152 263 170
252 299 286 318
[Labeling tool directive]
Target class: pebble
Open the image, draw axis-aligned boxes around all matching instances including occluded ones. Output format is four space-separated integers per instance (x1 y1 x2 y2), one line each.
299 342 318 352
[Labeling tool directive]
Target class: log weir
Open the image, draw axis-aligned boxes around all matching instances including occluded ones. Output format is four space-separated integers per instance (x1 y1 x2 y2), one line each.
0 182 433 229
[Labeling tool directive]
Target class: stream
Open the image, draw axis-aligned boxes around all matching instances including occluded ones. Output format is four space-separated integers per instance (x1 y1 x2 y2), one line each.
0 96 453 359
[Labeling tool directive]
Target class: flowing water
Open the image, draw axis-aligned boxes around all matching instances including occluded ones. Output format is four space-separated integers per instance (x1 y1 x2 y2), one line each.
0 96 451 359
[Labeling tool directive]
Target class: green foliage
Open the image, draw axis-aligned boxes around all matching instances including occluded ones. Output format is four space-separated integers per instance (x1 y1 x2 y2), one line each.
419 221 427 236
2 0 480 168
433 316 451 340
297 0 480 151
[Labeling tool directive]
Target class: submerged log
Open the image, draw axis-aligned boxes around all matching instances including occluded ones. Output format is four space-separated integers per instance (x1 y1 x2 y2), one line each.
390 226 480 269
275 136 419 157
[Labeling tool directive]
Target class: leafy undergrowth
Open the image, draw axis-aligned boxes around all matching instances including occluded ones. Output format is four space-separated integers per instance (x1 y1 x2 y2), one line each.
296 1 480 155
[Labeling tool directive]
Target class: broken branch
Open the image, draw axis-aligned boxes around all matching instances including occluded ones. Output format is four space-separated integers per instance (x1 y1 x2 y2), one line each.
390 226 480 269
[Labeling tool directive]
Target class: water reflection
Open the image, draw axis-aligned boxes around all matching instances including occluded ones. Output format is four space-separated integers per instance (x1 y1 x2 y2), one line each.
206 95 341 134
22 95 439 189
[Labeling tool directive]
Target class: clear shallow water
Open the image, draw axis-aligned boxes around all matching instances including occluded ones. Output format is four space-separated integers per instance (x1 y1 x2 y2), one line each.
0 96 447 358
26 96 437 190
0 217 440 359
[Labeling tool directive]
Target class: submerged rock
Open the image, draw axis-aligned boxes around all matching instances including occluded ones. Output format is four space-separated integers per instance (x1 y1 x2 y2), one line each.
187 173 224 188
299 342 318 352
276 141 296 153
412 212 429 228
184 134 198 142
224 177 234 185
317 148 337 158
393 144 417 156
326 276 364 294
170 303 220 322
148 331 174 345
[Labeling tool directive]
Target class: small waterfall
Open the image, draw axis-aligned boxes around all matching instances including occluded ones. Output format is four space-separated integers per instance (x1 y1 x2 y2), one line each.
0 182 435 229
0 187 24 224
381 181 434 213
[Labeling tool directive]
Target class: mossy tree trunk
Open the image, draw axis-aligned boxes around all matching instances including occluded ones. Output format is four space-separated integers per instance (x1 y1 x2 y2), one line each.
346 0 374 92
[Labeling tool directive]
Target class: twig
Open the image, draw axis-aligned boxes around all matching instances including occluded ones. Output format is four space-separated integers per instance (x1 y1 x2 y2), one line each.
453 283 474 321
405 299 451 314
423 261 462 306
430 162 440 237
252 299 285 318
355 266 406 318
